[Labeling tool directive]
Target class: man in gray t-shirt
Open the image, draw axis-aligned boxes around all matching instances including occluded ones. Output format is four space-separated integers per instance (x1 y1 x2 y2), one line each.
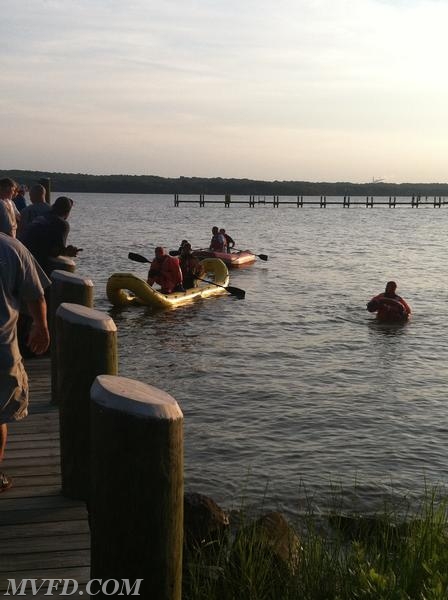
0 233 50 492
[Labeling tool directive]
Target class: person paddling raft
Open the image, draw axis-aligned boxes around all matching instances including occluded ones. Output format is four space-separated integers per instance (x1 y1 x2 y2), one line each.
367 281 411 322
147 246 184 294
179 241 205 288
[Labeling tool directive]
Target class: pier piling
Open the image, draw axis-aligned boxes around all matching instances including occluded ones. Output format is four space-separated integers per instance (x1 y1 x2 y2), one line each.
56 303 117 501
50 270 94 406
90 375 184 600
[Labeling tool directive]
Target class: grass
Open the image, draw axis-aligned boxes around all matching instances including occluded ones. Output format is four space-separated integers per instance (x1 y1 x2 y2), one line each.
182 488 448 600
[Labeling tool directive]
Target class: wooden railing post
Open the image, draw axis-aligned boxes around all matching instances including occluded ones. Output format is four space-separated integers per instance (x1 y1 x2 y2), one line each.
90 374 184 600
56 303 117 500
50 271 94 405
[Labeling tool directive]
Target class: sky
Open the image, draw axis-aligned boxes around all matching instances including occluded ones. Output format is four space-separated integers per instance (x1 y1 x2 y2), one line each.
1 0 448 183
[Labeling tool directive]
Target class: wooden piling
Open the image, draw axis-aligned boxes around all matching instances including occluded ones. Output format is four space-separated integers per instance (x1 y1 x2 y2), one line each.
90 374 184 600
50 271 94 406
56 303 117 501
46 255 76 277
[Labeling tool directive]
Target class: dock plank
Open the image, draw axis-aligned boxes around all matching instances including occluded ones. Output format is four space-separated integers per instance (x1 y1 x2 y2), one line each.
0 357 91 592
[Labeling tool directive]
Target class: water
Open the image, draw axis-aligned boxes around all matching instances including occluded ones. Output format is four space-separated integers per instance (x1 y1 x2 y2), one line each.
64 193 448 515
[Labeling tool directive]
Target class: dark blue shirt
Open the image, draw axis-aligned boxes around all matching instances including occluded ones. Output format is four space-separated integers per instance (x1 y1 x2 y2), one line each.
21 212 69 275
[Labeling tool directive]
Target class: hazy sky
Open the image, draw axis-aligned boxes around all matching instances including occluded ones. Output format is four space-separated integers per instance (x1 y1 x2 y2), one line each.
2 0 447 182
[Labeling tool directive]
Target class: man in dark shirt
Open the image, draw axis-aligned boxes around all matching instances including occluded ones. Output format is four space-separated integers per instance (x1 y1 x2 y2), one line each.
21 196 81 276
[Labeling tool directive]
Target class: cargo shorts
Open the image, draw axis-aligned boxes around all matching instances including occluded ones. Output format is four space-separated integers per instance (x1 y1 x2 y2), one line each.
0 361 29 424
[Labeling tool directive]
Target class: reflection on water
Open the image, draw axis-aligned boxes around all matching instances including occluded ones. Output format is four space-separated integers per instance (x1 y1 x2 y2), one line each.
69 194 448 514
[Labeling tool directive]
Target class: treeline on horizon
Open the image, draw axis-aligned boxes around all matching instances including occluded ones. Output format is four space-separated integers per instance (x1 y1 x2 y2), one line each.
2 169 448 197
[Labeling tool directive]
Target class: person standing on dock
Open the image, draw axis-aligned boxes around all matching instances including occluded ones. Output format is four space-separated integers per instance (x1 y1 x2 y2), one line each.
367 281 411 322
16 184 50 240
0 178 20 238
21 196 81 276
12 185 27 212
0 233 50 492
147 246 184 293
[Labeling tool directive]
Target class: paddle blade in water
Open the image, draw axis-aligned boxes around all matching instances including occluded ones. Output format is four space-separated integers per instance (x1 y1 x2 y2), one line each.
128 252 150 263
227 286 245 299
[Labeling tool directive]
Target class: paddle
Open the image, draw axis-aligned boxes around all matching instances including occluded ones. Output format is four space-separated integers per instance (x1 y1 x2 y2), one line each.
234 248 268 261
127 252 245 299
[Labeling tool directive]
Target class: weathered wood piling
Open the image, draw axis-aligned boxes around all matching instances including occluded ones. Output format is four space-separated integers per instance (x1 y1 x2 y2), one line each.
50 270 94 406
90 374 184 600
56 303 117 501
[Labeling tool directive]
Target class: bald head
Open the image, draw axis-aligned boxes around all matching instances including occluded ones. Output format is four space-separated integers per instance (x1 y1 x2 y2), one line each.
155 246 166 259
29 184 46 204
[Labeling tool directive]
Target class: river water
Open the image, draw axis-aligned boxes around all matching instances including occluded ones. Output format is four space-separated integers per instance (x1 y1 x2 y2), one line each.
63 193 448 516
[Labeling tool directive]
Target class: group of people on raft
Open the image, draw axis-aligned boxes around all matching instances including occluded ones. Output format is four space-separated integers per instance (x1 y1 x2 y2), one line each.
147 226 235 294
146 223 412 323
210 226 235 253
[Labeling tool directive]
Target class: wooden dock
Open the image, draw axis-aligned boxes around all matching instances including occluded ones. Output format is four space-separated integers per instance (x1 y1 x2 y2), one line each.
173 193 447 208
0 357 90 596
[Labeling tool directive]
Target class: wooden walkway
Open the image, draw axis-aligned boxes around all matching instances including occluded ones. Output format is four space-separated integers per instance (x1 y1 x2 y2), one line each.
0 357 90 596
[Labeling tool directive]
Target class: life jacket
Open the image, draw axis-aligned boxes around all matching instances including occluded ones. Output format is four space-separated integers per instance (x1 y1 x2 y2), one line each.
367 293 411 322
149 255 183 293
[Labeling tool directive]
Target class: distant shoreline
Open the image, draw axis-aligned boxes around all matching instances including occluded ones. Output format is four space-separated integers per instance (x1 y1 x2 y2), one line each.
2 168 448 197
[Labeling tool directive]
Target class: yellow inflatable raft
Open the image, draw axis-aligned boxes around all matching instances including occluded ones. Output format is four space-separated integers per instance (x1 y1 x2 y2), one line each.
106 258 230 309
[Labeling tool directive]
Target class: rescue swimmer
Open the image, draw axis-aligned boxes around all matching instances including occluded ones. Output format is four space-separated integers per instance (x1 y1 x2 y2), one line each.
367 281 411 323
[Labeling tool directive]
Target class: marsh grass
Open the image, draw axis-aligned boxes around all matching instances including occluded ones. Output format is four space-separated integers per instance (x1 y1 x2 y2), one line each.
183 488 448 599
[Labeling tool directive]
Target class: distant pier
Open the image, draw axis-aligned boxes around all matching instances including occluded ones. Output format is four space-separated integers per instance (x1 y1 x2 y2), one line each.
173 194 446 208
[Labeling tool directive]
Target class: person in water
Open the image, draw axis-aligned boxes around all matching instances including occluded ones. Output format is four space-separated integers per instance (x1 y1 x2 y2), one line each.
147 246 184 294
367 281 411 321
219 228 235 253
179 242 205 288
